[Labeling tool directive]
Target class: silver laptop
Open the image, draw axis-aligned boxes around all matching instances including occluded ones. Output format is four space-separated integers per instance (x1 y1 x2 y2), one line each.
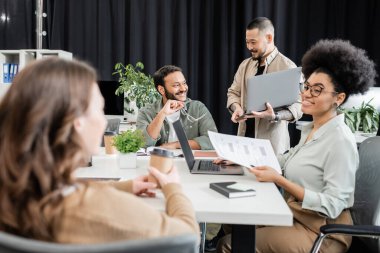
172 120 244 175
246 67 302 112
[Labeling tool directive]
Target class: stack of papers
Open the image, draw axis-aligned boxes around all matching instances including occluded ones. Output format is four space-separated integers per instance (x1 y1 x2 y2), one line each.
208 131 282 174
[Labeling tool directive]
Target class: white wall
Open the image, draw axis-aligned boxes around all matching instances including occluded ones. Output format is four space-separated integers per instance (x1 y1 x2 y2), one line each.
0 84 10 99
342 87 380 112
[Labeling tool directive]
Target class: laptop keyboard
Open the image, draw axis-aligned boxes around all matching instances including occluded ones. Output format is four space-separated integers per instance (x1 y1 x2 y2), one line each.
198 160 221 171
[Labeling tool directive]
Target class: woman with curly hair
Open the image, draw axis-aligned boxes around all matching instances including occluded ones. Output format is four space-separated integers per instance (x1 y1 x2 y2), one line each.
217 39 377 253
0 58 199 242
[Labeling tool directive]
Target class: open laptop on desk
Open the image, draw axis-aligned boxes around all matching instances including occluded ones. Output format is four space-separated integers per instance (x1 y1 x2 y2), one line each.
172 120 244 175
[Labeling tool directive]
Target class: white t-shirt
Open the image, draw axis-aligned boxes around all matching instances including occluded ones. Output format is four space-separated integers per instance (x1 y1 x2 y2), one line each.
165 110 181 142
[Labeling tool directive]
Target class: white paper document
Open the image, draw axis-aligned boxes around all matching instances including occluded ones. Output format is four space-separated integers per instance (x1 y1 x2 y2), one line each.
208 131 282 174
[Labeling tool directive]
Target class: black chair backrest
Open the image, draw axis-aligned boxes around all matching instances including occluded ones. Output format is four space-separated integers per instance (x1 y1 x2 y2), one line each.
0 232 198 253
106 118 121 134
351 136 380 252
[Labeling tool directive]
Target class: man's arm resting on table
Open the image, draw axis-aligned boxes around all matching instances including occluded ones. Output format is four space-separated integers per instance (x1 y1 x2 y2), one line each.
161 140 201 150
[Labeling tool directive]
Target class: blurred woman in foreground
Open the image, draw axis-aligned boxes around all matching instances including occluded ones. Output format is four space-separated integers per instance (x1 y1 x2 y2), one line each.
0 58 199 242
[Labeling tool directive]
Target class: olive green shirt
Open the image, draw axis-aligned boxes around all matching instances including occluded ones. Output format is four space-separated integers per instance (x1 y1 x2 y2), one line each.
136 98 217 150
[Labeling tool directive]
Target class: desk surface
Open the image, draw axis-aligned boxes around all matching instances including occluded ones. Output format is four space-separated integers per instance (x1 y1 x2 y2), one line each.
76 153 293 227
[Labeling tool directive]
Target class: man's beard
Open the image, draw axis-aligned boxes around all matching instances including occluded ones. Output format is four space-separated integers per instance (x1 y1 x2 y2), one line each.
164 88 187 101
251 44 267 62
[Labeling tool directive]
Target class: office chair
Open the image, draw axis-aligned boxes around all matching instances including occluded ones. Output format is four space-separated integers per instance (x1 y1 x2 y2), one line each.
106 118 121 134
0 232 198 253
101 118 121 147
310 136 380 253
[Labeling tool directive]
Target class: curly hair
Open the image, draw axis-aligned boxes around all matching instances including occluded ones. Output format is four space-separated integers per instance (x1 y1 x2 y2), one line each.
301 39 377 102
0 58 97 240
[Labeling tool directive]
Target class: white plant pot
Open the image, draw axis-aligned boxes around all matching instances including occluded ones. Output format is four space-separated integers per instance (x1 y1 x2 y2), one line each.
124 99 138 122
118 152 137 169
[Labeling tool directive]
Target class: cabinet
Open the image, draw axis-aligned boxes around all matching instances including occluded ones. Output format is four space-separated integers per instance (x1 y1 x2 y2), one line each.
0 49 72 98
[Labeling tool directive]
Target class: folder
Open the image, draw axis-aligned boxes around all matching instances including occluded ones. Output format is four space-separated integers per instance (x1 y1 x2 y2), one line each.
3 63 9 83
9 63 14 82
14 63 19 77
12 63 19 82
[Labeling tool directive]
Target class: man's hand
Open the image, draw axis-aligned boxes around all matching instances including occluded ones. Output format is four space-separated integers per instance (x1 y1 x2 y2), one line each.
231 103 245 123
160 142 179 149
132 175 157 197
162 99 184 116
245 102 275 121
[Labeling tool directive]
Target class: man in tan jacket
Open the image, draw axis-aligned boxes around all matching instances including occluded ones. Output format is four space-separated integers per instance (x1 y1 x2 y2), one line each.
227 17 302 155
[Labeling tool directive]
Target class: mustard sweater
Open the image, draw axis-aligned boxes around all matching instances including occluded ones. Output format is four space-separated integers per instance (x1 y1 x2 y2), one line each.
49 180 199 243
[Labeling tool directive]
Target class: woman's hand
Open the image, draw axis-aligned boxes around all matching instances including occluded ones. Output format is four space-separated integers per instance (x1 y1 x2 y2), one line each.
245 102 275 121
213 158 236 166
149 166 180 188
132 175 157 197
249 166 282 183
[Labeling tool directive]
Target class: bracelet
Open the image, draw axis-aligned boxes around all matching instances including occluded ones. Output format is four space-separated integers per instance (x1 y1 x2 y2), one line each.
271 112 280 123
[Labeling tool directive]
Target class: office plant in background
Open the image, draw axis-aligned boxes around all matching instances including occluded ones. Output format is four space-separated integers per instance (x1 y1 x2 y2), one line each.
113 129 145 169
342 98 379 134
113 62 160 122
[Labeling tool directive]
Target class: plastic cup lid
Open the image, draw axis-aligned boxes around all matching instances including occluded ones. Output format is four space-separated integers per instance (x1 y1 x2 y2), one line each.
104 131 117 136
150 148 175 158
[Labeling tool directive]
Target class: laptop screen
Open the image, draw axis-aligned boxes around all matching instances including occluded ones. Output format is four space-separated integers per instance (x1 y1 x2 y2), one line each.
172 120 195 169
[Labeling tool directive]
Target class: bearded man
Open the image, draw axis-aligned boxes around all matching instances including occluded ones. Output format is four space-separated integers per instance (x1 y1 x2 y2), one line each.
137 65 217 150
227 17 302 155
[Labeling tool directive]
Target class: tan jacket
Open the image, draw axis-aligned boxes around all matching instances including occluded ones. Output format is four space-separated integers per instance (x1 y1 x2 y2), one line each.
227 48 302 155
47 180 199 243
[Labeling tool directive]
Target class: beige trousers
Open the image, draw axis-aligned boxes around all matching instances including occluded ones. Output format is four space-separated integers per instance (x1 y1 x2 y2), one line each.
217 196 352 253
216 221 348 253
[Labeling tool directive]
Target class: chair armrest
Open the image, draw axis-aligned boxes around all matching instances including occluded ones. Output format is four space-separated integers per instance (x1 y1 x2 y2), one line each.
320 224 380 237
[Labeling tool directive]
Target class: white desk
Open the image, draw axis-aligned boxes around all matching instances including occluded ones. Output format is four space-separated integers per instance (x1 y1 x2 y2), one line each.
76 153 293 253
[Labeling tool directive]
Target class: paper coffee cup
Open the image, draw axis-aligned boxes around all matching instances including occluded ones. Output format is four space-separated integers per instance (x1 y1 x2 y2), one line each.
104 131 117 154
148 148 175 185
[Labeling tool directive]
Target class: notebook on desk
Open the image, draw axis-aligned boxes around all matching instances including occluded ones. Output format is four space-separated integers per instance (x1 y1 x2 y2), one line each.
172 120 244 175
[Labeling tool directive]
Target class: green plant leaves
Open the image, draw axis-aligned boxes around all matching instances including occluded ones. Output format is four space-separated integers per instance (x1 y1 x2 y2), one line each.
113 62 161 109
342 98 379 133
113 130 145 153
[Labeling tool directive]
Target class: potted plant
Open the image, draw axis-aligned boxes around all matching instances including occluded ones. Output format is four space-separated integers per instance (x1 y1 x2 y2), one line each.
113 129 145 169
342 98 379 134
113 62 161 122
